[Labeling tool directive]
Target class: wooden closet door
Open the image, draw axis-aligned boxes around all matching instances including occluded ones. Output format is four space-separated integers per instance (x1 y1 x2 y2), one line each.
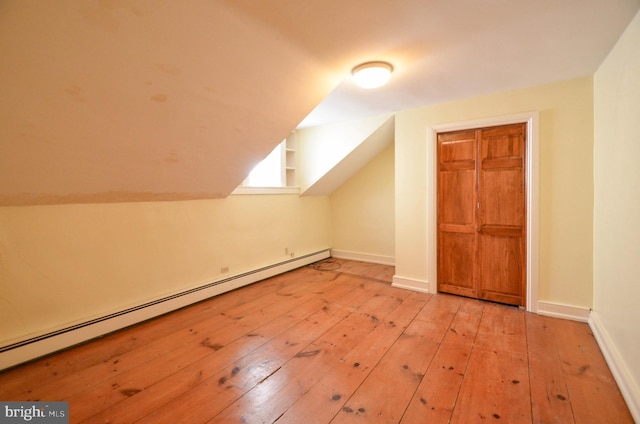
478 123 526 305
437 130 479 299
437 123 526 306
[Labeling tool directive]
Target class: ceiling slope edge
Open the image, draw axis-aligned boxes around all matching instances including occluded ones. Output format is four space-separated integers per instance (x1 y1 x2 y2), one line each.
297 115 394 196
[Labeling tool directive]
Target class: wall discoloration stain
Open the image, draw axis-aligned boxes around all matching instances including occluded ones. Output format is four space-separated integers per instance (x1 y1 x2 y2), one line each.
151 94 168 103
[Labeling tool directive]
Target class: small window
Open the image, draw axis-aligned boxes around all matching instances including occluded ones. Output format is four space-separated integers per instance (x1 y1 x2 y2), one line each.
233 134 297 195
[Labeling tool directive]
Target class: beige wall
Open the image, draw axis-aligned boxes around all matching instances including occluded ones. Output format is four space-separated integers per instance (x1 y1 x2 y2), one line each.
593 9 640 410
0 195 331 346
330 142 395 260
395 77 594 308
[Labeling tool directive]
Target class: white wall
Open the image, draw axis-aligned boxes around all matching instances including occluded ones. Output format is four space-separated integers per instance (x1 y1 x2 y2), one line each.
593 9 640 419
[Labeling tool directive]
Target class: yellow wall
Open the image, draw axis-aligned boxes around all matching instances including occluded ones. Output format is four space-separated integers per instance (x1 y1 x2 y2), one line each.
395 77 594 307
330 142 395 260
593 9 640 408
0 195 330 346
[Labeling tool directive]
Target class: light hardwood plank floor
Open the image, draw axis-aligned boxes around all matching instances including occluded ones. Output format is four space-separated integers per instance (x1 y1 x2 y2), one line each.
0 259 633 423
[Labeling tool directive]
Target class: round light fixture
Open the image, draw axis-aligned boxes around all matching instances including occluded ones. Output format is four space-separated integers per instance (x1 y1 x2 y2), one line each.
351 61 394 89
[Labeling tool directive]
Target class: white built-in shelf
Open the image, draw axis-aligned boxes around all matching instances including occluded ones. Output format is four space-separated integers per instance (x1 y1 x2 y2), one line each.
284 133 296 187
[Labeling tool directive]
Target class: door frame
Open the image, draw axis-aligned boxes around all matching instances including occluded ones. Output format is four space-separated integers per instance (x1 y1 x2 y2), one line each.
427 111 539 312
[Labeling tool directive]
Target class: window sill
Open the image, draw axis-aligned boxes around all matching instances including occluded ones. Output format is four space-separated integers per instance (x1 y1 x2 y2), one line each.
231 186 300 195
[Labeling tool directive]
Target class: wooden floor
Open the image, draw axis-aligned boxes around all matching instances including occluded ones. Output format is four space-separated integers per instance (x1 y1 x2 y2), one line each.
0 259 632 423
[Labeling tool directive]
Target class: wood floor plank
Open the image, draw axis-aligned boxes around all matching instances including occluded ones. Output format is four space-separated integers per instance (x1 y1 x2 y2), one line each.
330 259 394 284
401 298 485 423
401 344 473 424
409 292 463 340
80 272 363 423
331 294 462 423
127 314 346 423
70 287 334 422
450 347 531 423
82 296 331 423
212 289 411 423
550 317 634 424
333 336 439 423
449 303 531 423
0 260 633 424
12 313 243 403
440 297 485 346
473 302 527 355
132 274 387 424
276 291 432 424
526 313 574 424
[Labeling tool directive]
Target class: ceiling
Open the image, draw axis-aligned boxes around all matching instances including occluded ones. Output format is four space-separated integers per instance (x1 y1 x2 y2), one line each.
1 0 638 205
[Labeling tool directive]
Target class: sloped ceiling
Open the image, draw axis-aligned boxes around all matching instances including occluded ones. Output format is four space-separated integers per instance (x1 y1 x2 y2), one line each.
1 0 638 205
298 115 394 196
0 1 335 205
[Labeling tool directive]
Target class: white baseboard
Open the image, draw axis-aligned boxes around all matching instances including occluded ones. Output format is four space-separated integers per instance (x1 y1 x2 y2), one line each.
536 301 591 323
392 275 431 294
0 249 330 371
330 249 395 266
589 311 640 423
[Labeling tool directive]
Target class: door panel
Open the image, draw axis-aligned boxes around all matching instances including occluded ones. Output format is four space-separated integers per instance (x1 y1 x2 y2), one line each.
439 169 476 225
478 124 526 305
480 167 524 227
437 130 478 299
481 126 524 159
437 123 526 306
437 130 476 231
438 232 476 298
479 234 524 305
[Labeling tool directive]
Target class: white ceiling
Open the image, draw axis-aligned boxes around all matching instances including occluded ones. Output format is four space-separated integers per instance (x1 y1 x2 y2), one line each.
289 0 640 127
1 0 638 205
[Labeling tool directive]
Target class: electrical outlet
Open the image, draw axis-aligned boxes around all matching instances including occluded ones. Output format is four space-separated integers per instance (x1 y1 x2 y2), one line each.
284 247 289 255
220 266 229 274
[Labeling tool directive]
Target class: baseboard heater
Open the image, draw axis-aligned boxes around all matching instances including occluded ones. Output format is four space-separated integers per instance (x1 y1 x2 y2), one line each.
0 249 331 371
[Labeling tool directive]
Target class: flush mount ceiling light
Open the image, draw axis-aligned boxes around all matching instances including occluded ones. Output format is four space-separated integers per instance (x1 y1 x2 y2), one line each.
351 61 394 89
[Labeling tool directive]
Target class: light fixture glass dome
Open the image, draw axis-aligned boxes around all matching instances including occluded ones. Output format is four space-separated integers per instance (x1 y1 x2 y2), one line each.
352 61 393 89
